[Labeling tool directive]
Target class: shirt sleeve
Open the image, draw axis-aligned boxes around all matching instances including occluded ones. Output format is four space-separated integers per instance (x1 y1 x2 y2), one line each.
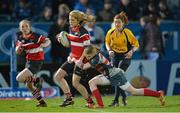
81 34 91 46
16 39 20 45
99 53 110 65
105 29 112 46
126 29 139 48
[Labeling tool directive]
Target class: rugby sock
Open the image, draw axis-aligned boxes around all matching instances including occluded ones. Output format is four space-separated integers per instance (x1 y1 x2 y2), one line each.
144 88 160 97
25 76 36 83
92 89 104 106
32 89 43 102
65 92 72 99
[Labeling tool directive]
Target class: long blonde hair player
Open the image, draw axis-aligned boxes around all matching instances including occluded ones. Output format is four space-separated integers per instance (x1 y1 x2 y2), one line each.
16 19 50 107
105 12 139 106
54 10 95 108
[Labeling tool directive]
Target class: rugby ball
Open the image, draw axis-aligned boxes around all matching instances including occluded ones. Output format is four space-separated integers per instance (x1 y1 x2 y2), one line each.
57 31 70 47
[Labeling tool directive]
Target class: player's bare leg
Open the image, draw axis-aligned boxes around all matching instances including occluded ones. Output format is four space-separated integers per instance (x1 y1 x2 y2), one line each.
26 82 47 107
124 84 165 106
72 74 94 107
89 75 107 108
16 68 47 107
54 68 74 107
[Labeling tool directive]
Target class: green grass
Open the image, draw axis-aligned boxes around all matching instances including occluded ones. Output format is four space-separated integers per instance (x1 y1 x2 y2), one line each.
0 95 180 112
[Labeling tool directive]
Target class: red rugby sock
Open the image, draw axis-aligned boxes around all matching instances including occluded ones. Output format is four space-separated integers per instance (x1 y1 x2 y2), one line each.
92 89 104 106
144 88 160 97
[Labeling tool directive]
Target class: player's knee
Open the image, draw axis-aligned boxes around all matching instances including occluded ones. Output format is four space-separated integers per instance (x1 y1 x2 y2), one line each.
72 80 80 88
131 91 136 95
88 79 92 86
88 79 95 87
16 75 20 82
54 70 65 80
54 73 59 80
130 89 138 96
16 74 22 82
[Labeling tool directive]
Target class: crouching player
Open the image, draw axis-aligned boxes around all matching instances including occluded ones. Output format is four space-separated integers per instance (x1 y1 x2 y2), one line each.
76 45 165 108
16 19 51 107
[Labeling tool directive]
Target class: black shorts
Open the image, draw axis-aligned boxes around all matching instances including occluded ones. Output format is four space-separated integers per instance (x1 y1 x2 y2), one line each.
25 60 43 74
61 61 86 77
61 61 75 75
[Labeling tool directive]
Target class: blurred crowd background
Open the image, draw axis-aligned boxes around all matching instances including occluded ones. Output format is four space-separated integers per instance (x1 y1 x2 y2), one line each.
0 0 179 22
0 0 180 64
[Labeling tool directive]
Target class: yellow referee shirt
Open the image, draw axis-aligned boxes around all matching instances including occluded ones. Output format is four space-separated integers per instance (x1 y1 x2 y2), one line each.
105 28 139 53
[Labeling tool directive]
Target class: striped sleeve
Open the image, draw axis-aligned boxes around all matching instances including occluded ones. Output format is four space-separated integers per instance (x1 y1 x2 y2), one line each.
16 40 22 46
99 53 110 65
21 43 40 49
81 34 90 46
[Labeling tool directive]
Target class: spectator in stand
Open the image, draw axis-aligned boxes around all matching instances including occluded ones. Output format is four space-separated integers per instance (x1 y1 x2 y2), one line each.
158 0 174 20
0 0 13 22
167 0 180 20
84 8 107 57
97 0 115 22
12 0 33 21
84 8 105 46
0 0 13 15
30 0 52 16
53 3 70 20
142 2 158 17
33 6 53 22
51 0 75 15
48 15 70 64
139 16 149 59
140 15 164 60
74 0 90 13
117 0 140 21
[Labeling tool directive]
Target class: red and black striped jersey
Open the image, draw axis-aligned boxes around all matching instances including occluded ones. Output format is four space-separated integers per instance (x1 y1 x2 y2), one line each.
16 32 46 61
68 27 90 60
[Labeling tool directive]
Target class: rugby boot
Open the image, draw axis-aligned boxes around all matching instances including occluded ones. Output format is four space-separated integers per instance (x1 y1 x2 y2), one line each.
36 100 47 107
86 98 95 108
158 90 165 106
122 97 127 106
108 100 119 107
59 97 74 107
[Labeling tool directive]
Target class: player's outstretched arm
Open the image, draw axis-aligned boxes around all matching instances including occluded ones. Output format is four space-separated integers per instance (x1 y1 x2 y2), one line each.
41 38 51 48
16 45 23 55
16 41 23 55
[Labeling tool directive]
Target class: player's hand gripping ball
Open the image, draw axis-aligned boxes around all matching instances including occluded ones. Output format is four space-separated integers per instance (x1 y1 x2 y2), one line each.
57 31 70 47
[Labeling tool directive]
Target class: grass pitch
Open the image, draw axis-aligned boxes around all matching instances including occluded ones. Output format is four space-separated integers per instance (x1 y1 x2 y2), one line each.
0 95 180 112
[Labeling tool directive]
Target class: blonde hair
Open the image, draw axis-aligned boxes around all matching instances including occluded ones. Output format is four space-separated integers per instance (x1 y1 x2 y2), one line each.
85 45 100 55
19 19 31 27
69 10 94 25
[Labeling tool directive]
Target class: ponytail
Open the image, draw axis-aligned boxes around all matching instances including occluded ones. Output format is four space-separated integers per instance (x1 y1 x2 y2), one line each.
69 10 95 25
